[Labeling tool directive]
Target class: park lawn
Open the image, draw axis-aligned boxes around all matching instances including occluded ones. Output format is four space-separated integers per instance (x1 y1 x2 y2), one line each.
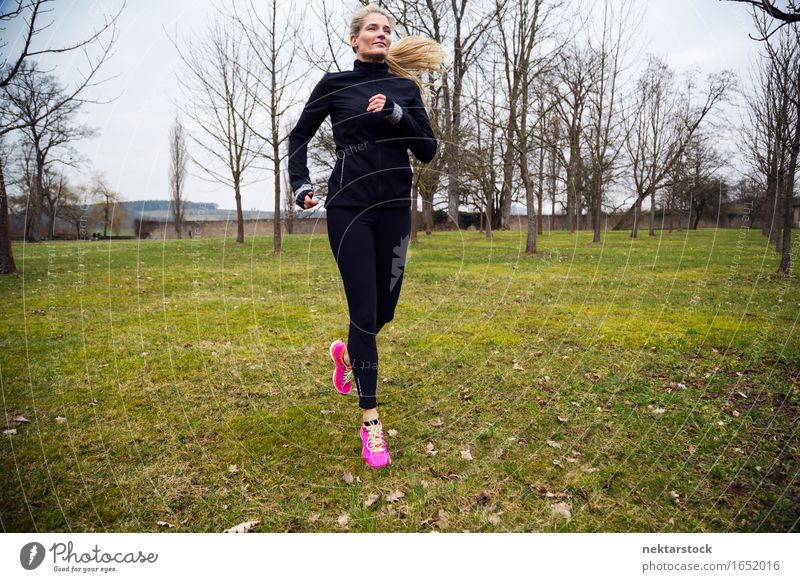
1 227 798 532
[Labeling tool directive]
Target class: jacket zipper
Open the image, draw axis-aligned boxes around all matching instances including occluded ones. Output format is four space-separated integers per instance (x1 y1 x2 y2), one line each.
374 76 382 200
340 153 345 188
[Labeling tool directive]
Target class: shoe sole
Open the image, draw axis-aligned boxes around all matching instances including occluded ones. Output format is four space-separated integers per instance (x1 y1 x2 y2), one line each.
329 340 351 395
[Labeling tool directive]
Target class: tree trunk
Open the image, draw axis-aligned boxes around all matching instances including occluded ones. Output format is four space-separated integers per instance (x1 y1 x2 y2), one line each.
630 197 641 238
234 176 244 244
273 141 282 253
0 157 17 274
778 159 797 274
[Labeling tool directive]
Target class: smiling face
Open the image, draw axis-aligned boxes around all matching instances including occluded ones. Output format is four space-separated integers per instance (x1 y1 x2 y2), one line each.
351 13 392 61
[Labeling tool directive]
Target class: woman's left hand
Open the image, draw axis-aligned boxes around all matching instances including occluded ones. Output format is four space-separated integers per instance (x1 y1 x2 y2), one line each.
367 93 387 112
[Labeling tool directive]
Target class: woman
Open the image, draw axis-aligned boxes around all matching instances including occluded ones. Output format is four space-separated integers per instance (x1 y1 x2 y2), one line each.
288 4 444 469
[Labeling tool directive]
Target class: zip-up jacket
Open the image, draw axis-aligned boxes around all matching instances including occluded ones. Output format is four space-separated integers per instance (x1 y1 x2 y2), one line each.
288 58 437 210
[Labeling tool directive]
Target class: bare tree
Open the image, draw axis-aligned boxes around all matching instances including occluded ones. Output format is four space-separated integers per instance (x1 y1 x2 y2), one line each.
618 56 734 236
226 0 306 253
0 0 124 89
755 12 800 273
553 44 593 233
169 115 188 239
384 0 499 226
174 13 266 245
724 1 800 33
0 0 121 273
87 173 126 237
583 0 635 243
493 0 554 248
0 136 13 273
3 63 96 242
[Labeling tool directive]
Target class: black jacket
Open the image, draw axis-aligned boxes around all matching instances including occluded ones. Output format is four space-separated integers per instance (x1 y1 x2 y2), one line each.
288 59 437 210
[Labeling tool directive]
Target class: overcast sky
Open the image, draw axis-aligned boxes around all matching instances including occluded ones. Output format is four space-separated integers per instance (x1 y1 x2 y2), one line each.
2 0 763 212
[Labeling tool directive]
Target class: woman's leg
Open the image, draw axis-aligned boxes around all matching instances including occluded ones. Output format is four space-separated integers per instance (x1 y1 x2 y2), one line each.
326 206 380 412
374 206 412 334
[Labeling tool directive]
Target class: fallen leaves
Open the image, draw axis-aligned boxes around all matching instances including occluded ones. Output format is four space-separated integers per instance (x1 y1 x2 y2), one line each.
55 416 66 424
337 513 349 526
420 509 449 529
342 471 354 484
13 414 30 423
157 521 174 528
545 439 562 449
487 512 503 525
386 490 405 503
364 493 381 508
430 417 444 428
425 442 438 456
228 464 238 474
460 448 473 461
551 502 572 520
224 520 259 533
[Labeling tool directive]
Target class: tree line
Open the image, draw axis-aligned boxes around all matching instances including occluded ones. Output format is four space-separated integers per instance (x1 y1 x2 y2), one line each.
1 0 798 276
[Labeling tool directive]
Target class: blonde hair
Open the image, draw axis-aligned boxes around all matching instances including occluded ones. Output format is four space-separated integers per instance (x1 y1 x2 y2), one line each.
349 4 446 101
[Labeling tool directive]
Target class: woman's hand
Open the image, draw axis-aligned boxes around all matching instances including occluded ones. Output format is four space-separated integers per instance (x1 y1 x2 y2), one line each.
367 93 387 112
303 192 318 209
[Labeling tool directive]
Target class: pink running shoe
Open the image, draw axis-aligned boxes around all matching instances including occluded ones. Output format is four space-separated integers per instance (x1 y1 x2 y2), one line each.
329 340 354 395
360 418 391 469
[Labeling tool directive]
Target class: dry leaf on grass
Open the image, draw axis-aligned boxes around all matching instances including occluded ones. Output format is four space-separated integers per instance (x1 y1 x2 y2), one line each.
156 521 174 528
337 513 349 526
228 464 238 474
421 509 449 529
487 512 503 525
425 442 438 456
545 440 562 449
513 361 525 370
342 471 354 484
308 512 320 522
460 448 473 460
3 428 17 435
224 520 259 533
386 490 405 503
551 502 571 519
430 417 444 428
364 493 381 508
475 491 493 506
55 416 66 424
387 429 398 437
13 414 29 423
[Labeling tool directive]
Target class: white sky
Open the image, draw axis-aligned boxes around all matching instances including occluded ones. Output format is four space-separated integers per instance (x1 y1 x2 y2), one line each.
2 0 763 212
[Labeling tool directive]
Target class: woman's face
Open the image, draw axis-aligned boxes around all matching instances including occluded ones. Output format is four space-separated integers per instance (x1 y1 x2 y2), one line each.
351 13 392 61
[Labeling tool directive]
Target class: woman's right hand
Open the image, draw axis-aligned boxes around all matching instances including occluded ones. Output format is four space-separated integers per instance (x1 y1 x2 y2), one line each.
303 192 318 209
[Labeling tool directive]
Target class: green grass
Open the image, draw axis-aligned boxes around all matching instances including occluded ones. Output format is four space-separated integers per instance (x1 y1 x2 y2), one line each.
1 227 799 532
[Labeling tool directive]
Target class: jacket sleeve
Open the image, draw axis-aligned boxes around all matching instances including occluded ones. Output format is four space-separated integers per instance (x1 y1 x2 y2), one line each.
383 85 437 164
288 74 331 208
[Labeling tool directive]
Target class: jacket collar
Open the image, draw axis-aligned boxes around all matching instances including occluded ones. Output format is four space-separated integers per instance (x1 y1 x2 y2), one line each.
353 58 389 75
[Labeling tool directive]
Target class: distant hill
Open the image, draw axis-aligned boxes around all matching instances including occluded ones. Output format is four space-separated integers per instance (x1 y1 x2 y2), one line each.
122 200 280 227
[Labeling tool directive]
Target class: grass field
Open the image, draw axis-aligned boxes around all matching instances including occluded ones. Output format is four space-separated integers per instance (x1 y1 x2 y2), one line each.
1 227 799 532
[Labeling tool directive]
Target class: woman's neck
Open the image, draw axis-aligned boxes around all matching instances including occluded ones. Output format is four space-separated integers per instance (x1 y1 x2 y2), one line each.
356 55 385 64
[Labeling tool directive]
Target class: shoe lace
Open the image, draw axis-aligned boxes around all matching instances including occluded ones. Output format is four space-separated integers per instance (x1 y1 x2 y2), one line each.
365 423 386 453
343 366 354 386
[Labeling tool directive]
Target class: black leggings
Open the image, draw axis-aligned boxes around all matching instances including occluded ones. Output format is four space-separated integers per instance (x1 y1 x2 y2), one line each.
326 204 412 409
